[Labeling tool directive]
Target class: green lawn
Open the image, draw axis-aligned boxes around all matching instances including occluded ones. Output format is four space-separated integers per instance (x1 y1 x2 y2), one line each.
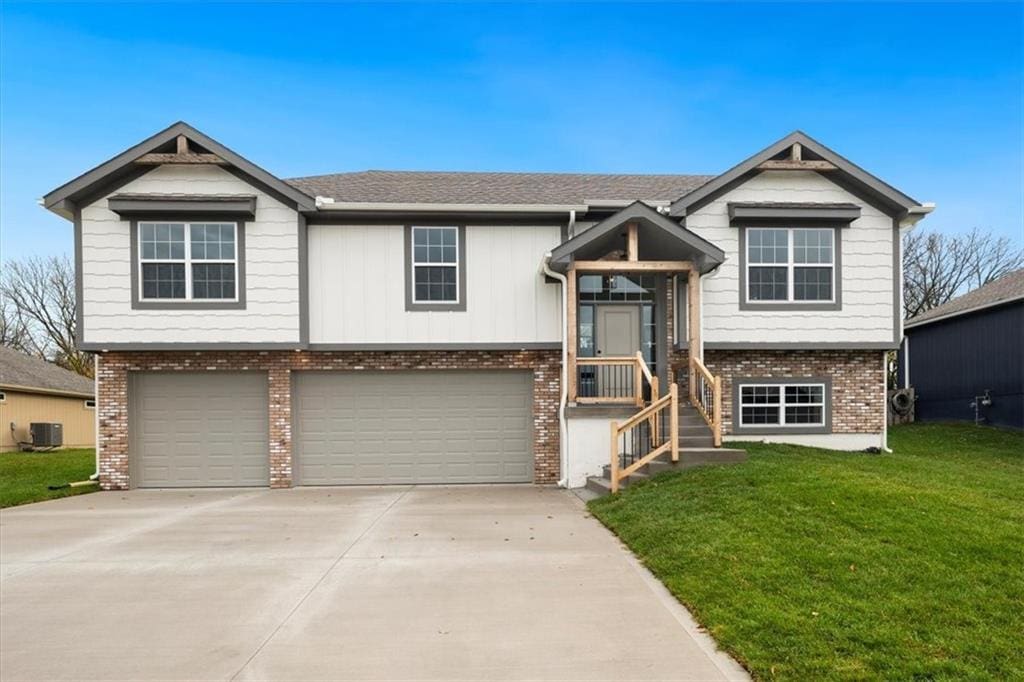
588 423 1024 681
0 448 98 508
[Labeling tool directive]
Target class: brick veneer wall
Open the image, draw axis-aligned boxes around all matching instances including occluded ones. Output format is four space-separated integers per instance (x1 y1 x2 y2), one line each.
666 348 884 435
96 349 561 490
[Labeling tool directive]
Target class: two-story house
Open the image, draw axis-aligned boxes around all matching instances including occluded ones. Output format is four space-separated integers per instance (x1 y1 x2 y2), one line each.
43 123 932 491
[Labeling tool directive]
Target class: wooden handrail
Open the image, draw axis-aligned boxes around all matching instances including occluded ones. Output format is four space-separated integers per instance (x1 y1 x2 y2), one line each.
610 384 679 493
573 353 659 407
689 355 723 447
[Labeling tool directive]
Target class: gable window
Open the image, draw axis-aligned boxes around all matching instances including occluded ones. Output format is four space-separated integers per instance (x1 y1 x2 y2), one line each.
138 222 238 302
747 227 835 303
734 379 831 434
406 226 465 310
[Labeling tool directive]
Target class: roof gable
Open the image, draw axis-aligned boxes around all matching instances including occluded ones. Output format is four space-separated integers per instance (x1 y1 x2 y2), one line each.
549 201 725 272
43 121 316 219
669 131 922 219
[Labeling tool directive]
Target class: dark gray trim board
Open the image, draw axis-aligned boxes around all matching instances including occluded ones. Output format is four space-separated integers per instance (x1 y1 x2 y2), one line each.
73 207 85 347
82 342 561 352
674 275 689 350
654 276 668 387
892 218 902 344
731 376 833 435
728 202 861 223
307 342 562 351
129 217 247 310
706 342 898 350
403 225 468 312
43 121 316 216
84 342 304 352
298 214 309 346
670 131 920 218
108 195 257 219
737 226 843 312
306 211 572 227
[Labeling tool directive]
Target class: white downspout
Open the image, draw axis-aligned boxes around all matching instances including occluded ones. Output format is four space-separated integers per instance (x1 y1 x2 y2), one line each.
542 210 572 488
881 351 891 453
90 353 99 480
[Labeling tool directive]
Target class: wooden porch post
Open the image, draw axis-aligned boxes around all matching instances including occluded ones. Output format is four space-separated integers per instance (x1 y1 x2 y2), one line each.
687 268 700 403
626 222 639 261
566 264 578 403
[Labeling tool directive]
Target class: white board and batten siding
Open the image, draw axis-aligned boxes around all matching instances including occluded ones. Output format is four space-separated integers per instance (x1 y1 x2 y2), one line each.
79 165 301 345
308 224 562 345
686 171 897 345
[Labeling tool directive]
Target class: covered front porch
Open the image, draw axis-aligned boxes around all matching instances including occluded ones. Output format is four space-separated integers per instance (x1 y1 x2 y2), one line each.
548 202 735 491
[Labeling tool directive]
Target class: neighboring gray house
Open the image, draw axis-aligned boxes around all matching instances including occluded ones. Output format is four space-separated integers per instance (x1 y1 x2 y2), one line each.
900 269 1023 429
42 122 933 491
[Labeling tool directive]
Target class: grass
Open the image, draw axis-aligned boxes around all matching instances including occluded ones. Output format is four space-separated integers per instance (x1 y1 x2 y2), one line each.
0 448 98 508
588 423 1024 681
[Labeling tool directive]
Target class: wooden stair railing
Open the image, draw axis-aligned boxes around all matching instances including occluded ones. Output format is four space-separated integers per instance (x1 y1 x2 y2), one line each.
609 384 678 493
575 352 658 407
688 356 723 447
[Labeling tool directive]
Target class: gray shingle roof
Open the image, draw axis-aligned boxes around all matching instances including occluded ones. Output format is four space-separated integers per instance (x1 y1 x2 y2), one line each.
905 268 1024 328
0 347 94 397
285 171 714 205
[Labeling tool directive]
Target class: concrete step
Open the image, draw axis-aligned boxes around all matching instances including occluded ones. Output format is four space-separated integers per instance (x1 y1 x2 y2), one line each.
600 465 649 485
585 447 748 496
679 435 715 448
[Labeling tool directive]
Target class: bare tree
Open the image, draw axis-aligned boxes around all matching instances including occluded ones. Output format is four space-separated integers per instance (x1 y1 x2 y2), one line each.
903 227 1023 318
0 255 93 377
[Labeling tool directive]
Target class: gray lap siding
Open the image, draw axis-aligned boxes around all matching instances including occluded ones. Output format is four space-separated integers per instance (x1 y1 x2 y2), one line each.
97 349 561 490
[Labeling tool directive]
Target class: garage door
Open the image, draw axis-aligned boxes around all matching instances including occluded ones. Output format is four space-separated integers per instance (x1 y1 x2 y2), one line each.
129 372 269 488
294 371 533 485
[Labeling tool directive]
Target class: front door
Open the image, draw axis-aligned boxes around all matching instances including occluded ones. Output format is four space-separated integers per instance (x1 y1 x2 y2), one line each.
596 305 641 398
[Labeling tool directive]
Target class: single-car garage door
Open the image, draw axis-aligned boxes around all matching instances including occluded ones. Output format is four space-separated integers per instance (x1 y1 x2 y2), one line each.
294 371 533 485
129 372 269 488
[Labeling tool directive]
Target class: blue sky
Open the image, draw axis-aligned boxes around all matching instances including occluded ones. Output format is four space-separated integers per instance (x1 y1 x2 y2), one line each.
1 2 1021 261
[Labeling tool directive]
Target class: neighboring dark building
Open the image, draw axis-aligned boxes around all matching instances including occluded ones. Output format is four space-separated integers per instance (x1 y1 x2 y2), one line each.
900 269 1024 429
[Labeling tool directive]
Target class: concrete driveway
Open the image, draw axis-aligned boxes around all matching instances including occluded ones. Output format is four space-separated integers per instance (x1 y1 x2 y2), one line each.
1 486 746 681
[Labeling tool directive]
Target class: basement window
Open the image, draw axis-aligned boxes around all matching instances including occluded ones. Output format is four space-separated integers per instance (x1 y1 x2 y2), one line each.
739 382 826 428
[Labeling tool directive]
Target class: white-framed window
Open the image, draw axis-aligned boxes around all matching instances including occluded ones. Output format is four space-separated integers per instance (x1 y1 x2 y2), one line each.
747 227 834 303
0 391 6 403
739 383 826 427
138 222 238 301
411 226 459 303
84 399 96 409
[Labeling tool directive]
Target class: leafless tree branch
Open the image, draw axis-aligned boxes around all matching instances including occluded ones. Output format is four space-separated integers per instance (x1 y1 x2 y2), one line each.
0 255 93 377
903 227 1023 319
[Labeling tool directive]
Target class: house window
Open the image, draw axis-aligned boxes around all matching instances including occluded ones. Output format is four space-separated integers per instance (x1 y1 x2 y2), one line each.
84 399 96 409
0 391 6 403
747 228 834 303
138 222 237 301
739 382 826 428
411 226 460 304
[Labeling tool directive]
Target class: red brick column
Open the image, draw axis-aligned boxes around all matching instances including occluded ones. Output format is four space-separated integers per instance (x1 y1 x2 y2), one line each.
267 361 292 488
95 355 130 490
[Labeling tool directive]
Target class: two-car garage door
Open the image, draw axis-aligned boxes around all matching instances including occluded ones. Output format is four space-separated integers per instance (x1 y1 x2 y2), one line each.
293 371 534 485
129 370 534 487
